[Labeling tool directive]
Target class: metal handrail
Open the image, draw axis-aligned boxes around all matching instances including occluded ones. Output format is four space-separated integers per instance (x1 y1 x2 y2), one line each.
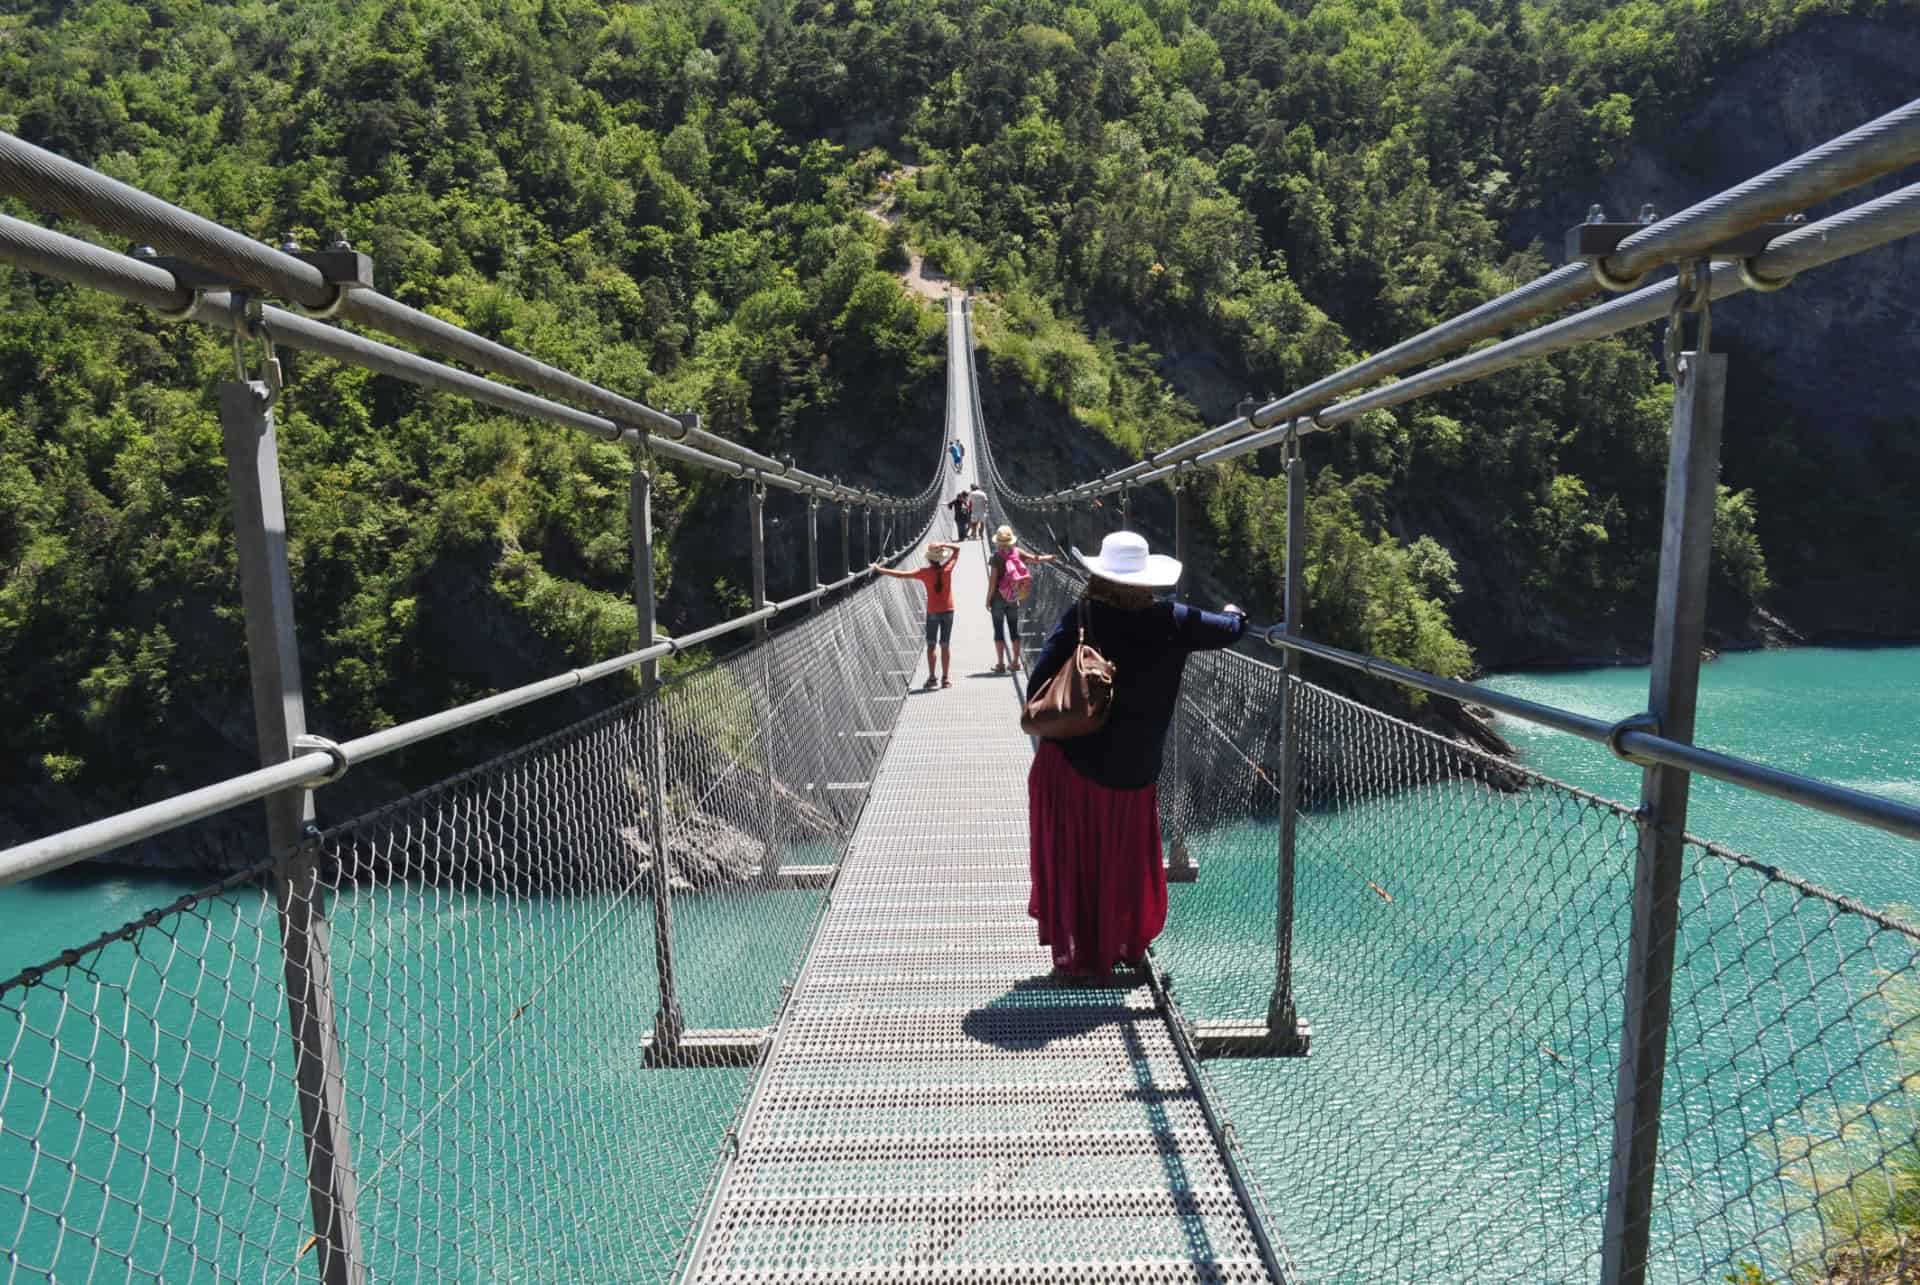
0 149 948 883
1254 628 1920 844
0 133 928 510
0 215 922 506
1029 98 1920 502
0 569 926 888
0 473 936 889
1134 179 1920 480
961 298 1048 516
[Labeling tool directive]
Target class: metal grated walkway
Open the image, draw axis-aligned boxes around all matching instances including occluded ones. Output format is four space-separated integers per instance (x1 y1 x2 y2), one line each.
679 298 1280 1283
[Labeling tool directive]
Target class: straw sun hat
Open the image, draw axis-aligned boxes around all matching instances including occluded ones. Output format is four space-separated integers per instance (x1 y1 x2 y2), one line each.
992 525 1017 546
1075 530 1182 588
926 544 954 563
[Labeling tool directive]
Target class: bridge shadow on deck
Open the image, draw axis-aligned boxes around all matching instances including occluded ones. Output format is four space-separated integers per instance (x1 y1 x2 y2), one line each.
959 974 1151 1048
960 976 1228 1267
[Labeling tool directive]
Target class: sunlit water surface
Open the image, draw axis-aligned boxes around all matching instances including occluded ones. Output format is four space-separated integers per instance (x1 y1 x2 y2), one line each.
4 650 1917 1280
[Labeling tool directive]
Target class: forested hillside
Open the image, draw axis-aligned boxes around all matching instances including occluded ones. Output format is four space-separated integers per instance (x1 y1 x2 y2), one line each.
1 0 1914 862
888 0 1917 668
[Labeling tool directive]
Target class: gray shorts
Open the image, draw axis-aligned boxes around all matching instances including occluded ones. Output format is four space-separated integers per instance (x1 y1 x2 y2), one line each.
924 611 954 646
990 598 1019 643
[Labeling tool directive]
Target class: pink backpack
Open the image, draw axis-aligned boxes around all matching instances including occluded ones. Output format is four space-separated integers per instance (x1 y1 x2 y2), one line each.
997 548 1033 603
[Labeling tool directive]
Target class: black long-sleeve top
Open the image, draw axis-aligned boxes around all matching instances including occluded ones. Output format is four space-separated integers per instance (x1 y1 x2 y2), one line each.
1026 598 1248 790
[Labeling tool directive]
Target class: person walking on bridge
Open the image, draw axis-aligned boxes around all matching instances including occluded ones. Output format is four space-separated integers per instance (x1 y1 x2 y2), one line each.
967 481 990 539
1024 531 1245 977
946 489 972 540
986 525 1055 674
874 542 963 690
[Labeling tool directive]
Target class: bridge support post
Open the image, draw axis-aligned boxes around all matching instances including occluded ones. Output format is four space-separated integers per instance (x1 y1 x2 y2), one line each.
631 461 685 1060
1600 350 1726 1285
218 380 366 1285
749 482 782 881
1263 430 1310 1054
1166 477 1195 880
807 496 821 611
1172 480 1189 601
1203 432 1310 1059
749 481 769 644
841 504 852 578
863 505 873 567
1120 487 1132 531
632 460 663 689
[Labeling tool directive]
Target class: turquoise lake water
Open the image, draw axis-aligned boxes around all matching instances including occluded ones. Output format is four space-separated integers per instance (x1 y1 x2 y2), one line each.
4 647 1917 1281
1153 645 1920 1283
1482 646 1920 913
0 862 825 1281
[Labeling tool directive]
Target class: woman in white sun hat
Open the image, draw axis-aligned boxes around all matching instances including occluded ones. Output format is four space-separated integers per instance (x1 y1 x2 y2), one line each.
1024 530 1246 977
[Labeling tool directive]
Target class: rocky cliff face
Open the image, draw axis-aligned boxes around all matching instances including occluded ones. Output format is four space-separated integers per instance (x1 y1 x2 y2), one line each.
1512 16 1920 649
1079 16 1920 668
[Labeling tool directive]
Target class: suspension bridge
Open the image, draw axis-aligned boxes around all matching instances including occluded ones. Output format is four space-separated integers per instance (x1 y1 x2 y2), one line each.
3 103 1920 1285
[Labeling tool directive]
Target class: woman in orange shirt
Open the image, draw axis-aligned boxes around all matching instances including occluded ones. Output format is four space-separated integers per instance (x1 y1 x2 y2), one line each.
873 542 962 689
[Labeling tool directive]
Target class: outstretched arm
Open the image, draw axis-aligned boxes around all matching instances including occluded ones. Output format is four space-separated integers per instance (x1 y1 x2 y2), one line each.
871 563 915 579
1172 601 1248 651
1019 547 1058 563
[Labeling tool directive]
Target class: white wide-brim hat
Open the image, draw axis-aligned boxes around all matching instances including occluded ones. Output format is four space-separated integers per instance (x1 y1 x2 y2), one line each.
1075 530 1182 588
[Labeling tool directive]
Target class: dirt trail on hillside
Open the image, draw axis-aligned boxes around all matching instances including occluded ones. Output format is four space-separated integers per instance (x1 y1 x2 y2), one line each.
866 166 950 301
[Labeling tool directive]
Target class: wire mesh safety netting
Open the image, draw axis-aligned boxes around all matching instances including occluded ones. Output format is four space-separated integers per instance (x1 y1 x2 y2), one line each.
0 572 927 1283
1146 628 1920 1285
960 280 1920 1281
970 531 1920 1283
971 282 1920 1282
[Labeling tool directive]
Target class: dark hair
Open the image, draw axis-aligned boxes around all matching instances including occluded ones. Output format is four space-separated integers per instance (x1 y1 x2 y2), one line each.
1085 577 1154 610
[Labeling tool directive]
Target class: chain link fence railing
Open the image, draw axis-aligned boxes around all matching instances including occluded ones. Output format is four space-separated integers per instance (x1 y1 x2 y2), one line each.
1 573 924 1283
987 515 1920 1285
978 263 1920 1279
8 387 1920 1282
1137 612 1920 1285
1155 665 1638 1282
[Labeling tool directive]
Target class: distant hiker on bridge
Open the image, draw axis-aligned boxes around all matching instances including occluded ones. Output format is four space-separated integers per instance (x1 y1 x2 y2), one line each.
986 526 1056 674
873 542 962 690
946 489 971 540
949 438 965 473
968 481 990 538
1024 531 1246 977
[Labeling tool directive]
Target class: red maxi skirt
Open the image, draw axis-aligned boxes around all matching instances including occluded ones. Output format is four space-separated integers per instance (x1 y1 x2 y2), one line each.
1027 741 1168 975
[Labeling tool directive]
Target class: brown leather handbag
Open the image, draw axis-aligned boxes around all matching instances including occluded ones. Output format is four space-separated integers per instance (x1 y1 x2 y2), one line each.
1020 600 1116 739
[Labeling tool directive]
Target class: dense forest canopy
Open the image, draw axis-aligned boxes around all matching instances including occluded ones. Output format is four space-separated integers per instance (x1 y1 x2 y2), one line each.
0 0 1910 843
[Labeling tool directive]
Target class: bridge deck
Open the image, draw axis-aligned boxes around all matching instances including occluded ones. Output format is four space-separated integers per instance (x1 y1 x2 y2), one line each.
682 321 1278 1281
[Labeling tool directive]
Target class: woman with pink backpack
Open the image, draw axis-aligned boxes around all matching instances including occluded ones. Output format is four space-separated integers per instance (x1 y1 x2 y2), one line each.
985 525 1057 674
